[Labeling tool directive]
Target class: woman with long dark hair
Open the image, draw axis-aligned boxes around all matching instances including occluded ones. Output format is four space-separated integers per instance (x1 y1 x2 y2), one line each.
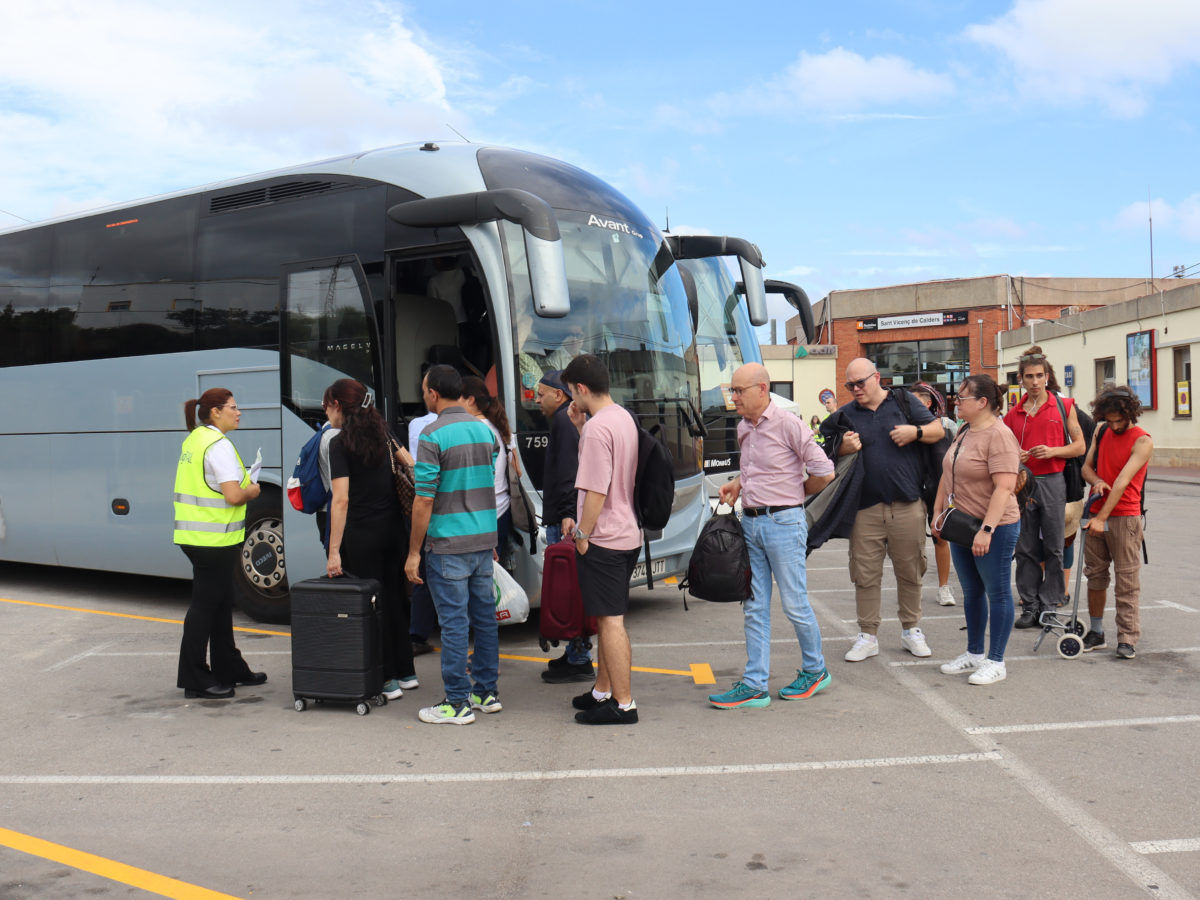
173 388 266 699
461 375 518 556
932 374 1021 686
324 378 416 700
911 382 958 607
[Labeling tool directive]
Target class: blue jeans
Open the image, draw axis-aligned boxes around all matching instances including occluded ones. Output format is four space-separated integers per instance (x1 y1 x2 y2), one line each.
950 521 1020 662
546 524 590 663
425 549 498 703
741 506 824 690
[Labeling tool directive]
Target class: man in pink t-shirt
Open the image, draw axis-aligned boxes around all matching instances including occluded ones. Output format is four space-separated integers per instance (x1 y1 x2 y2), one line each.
562 355 642 726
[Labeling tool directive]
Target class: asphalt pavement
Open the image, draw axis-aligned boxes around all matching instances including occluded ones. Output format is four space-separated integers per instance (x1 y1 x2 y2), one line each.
0 476 1197 898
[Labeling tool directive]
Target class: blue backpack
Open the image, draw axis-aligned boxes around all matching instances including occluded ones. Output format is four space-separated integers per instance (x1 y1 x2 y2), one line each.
287 423 332 515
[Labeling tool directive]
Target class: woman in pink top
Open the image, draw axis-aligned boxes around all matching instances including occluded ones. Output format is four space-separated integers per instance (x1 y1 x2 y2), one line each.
931 374 1021 686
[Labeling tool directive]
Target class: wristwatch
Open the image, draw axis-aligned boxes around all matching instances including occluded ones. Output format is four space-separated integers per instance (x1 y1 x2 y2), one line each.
574 530 590 542
915 426 924 440
981 524 994 534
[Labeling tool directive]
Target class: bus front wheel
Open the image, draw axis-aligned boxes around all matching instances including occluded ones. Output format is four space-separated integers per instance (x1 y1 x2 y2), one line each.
235 488 290 624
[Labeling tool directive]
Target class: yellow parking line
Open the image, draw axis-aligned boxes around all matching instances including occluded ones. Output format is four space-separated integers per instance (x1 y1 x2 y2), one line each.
0 825 243 899
0 598 288 636
1 598 712 681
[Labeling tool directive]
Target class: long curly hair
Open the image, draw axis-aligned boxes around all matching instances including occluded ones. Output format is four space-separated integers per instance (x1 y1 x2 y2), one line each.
1091 385 1143 425
323 379 387 467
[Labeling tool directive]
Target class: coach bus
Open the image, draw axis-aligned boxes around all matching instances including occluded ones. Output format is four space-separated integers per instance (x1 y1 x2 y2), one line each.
0 141 757 621
671 243 814 498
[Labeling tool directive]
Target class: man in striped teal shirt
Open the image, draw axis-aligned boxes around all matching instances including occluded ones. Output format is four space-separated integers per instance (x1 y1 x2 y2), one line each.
406 364 501 725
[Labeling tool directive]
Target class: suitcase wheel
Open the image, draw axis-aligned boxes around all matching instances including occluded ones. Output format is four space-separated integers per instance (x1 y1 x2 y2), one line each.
294 698 307 712
372 695 387 707
355 701 370 716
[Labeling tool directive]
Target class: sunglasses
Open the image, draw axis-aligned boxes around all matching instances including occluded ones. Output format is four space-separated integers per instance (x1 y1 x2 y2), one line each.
844 373 878 391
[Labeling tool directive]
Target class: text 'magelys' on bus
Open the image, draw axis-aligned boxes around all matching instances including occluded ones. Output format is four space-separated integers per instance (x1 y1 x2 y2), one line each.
0 141 769 622
671 244 814 499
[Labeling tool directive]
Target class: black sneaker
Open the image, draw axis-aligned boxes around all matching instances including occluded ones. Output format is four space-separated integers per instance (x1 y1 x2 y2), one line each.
1082 631 1107 652
546 651 571 670
542 661 596 684
1014 607 1038 629
572 688 607 710
574 697 638 725
1116 643 1136 659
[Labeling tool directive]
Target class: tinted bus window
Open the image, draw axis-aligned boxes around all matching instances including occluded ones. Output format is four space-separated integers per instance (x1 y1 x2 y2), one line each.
0 228 52 367
48 197 198 362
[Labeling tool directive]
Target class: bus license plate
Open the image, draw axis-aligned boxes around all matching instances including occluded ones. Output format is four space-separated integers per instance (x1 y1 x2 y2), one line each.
630 558 667 582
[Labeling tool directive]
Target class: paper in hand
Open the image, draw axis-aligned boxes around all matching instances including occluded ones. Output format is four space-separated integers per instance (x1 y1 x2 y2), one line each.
249 448 263 484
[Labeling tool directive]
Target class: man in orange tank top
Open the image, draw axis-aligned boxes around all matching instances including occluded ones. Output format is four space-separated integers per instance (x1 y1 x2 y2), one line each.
1079 386 1153 660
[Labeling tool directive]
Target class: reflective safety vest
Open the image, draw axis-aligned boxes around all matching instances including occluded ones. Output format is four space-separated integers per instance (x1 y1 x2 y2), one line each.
173 426 249 547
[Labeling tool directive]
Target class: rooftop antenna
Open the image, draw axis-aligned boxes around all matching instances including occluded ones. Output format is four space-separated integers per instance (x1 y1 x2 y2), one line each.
1148 188 1154 290
445 123 471 142
664 207 670 233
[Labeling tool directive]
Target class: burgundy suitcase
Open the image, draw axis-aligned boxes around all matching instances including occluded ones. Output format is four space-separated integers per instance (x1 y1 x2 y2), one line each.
290 575 386 715
538 539 597 652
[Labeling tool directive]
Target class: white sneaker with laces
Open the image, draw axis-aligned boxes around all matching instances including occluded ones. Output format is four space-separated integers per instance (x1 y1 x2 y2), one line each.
940 652 985 675
937 584 956 606
968 659 1007 685
844 633 879 662
902 627 932 658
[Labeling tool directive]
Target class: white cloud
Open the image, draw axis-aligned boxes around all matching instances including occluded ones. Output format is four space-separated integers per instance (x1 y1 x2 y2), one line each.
713 47 953 116
0 0 463 222
965 0 1200 116
1112 195 1200 240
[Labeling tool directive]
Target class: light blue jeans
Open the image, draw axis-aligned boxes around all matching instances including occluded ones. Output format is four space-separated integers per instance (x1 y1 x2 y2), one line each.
950 521 1020 662
741 506 824 690
425 549 498 703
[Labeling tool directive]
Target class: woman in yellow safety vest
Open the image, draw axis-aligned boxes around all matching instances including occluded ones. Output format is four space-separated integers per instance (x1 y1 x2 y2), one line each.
173 388 266 699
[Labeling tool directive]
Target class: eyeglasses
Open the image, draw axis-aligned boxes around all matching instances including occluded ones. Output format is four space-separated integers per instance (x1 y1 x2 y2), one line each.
218 404 240 412
957 393 983 402
729 384 762 396
844 373 878 391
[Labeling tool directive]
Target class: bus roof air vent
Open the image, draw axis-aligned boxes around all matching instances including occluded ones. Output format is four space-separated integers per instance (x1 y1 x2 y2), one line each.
208 180 348 214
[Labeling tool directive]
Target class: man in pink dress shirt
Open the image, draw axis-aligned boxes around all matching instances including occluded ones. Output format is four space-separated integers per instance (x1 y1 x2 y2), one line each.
710 363 836 709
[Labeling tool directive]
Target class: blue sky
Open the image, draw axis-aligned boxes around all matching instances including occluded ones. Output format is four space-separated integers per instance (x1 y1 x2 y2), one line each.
2 0 1199 330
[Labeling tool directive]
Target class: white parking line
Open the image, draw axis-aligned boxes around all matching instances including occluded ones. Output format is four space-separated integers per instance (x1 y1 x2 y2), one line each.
888 647 1200 667
966 715 1200 735
854 601 1188 625
1131 839 1200 854
43 642 117 672
0 751 1000 785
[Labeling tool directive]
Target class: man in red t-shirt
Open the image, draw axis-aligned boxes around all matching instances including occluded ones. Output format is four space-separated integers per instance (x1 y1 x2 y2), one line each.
1001 347 1085 628
1080 386 1153 659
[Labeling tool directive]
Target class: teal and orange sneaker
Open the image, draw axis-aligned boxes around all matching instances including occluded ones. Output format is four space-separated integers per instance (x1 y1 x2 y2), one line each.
778 668 831 700
708 681 771 709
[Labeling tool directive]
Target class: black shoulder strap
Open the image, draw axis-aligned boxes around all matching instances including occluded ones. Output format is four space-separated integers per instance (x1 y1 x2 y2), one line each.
1053 393 1071 445
890 386 915 425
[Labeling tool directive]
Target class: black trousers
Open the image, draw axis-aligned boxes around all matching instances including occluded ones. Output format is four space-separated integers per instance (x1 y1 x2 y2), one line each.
341 517 414 681
177 544 254 690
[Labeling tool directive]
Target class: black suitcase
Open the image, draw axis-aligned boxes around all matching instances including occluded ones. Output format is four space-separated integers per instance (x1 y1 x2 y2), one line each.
290 575 386 715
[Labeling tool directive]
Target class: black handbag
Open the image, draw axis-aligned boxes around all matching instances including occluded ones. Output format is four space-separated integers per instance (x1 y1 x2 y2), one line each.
935 432 984 547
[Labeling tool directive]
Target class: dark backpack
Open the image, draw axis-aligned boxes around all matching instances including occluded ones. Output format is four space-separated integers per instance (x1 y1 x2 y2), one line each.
286 423 332 515
633 423 675 588
679 509 751 608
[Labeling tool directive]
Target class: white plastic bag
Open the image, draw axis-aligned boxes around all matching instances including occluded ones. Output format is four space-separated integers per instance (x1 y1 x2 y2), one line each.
493 564 530 626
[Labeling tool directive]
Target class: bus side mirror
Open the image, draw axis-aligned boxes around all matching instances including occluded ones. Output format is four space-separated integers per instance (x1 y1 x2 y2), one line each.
739 257 769 327
525 231 570 318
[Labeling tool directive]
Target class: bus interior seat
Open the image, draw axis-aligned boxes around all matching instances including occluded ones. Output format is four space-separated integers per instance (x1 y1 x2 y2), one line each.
396 294 457 403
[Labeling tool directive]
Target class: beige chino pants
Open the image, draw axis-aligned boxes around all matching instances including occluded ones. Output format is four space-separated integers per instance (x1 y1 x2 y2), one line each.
849 499 928 634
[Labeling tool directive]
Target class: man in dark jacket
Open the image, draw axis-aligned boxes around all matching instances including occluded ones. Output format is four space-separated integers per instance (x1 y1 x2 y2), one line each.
535 370 593 682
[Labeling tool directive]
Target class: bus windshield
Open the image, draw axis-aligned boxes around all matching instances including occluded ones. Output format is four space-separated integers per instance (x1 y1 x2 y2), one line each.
687 255 761 420
510 211 700 485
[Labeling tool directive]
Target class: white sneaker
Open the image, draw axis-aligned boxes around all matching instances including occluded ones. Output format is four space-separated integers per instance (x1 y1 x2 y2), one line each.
844 633 879 662
902 627 932 658
937 585 956 606
968 659 1007 685
940 652 985 675
397 675 419 690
